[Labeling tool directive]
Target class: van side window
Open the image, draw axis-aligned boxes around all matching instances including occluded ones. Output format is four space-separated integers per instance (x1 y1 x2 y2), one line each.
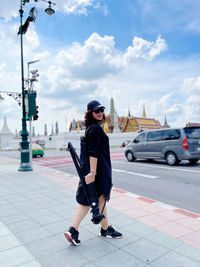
134 133 145 143
162 129 181 140
147 131 163 141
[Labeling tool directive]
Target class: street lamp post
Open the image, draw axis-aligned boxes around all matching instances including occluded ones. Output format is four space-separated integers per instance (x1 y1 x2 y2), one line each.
18 0 32 171
18 0 55 171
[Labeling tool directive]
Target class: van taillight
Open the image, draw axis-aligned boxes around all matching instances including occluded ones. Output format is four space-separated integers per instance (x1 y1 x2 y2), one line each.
182 138 188 150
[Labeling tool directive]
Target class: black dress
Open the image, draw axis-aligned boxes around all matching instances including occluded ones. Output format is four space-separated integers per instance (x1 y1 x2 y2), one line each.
76 122 112 205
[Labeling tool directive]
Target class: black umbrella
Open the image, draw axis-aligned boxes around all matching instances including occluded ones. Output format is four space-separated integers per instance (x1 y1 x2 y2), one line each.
68 141 105 224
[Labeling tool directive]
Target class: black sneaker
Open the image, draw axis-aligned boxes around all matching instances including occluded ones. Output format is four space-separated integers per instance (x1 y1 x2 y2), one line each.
99 225 122 239
64 226 80 246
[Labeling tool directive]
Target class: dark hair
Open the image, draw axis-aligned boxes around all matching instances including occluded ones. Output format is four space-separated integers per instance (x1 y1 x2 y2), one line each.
84 110 105 128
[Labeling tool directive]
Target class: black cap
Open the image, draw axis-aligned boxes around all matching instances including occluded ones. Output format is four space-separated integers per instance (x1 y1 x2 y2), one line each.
87 100 105 111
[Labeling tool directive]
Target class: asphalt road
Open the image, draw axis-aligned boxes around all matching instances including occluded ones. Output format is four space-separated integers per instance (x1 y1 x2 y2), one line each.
1 149 200 214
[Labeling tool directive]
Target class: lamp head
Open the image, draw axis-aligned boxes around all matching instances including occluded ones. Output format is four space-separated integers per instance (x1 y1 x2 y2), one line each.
45 7 55 15
45 2 55 15
29 7 38 22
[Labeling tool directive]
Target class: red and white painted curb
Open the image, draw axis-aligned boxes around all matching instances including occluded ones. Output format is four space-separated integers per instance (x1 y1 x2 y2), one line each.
112 187 200 220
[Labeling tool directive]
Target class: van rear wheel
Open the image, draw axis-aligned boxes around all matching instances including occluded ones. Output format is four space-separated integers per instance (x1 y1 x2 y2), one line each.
126 151 136 162
165 152 178 166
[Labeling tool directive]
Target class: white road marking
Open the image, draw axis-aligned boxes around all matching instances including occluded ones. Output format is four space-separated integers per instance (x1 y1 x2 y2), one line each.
112 160 200 174
112 168 159 179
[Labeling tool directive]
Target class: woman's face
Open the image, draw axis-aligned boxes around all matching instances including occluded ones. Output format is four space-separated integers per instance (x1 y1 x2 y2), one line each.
92 108 104 121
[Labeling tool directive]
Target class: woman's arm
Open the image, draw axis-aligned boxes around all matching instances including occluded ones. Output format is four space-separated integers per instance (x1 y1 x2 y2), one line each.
85 156 97 185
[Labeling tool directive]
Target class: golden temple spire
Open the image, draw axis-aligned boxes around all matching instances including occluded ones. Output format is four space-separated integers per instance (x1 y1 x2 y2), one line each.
142 103 146 118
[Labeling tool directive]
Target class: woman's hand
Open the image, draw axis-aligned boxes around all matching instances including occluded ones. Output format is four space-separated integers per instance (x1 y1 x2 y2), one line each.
85 172 96 185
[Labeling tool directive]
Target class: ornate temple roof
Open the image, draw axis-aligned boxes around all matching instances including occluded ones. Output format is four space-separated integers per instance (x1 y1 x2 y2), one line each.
122 116 161 132
0 117 13 135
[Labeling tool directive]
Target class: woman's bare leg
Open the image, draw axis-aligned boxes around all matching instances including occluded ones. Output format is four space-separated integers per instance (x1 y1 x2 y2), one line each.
72 204 90 230
99 195 108 230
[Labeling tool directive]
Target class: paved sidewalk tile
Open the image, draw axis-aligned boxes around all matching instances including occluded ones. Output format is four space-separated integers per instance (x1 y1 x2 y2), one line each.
71 238 118 261
145 231 183 249
1 213 29 225
7 219 41 235
0 246 35 267
174 243 200 262
17 260 41 267
150 251 200 267
0 224 11 237
122 221 156 237
94 249 146 267
109 213 137 228
32 213 63 226
25 209 57 219
0 234 21 252
1 159 200 267
122 238 170 264
14 227 52 245
0 216 40 266
25 235 66 258
44 220 70 235
100 228 141 248
39 248 88 267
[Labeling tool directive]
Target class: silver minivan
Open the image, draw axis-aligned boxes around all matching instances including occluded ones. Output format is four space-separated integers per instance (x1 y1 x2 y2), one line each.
125 127 200 165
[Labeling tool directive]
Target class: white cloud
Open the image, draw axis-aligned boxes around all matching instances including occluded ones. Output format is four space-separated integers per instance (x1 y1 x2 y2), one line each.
180 76 200 124
182 76 200 94
55 33 121 80
0 0 18 21
58 0 93 15
124 35 167 63
0 18 199 134
0 21 40 93
0 0 99 20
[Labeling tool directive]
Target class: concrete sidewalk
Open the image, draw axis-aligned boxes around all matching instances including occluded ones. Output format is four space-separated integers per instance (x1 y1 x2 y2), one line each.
0 155 200 267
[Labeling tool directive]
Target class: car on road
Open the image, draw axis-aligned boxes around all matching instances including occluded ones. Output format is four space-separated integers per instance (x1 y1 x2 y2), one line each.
125 127 200 166
120 140 131 148
59 144 68 151
1 147 12 151
32 143 44 158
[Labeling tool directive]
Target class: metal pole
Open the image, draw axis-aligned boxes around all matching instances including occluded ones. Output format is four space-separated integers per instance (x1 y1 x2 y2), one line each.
28 63 32 167
18 0 32 171
27 59 40 167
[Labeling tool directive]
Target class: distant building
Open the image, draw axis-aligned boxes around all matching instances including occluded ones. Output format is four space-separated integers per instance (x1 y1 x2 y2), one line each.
186 122 200 127
68 102 162 133
44 124 48 136
142 103 146 118
122 104 161 132
105 97 121 133
103 121 110 133
122 117 161 132
109 98 115 133
162 115 170 128
69 119 85 132
51 124 54 136
32 126 35 137
55 121 59 135
118 117 126 132
0 117 14 149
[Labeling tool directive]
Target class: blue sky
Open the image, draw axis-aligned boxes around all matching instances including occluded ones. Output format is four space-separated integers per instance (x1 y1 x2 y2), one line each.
0 0 200 134
33 0 200 55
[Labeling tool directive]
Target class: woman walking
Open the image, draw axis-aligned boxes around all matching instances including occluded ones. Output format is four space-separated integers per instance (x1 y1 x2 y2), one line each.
64 100 122 246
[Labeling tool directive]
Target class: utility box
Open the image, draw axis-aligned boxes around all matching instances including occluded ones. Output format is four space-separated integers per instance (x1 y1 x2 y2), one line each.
28 91 37 116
